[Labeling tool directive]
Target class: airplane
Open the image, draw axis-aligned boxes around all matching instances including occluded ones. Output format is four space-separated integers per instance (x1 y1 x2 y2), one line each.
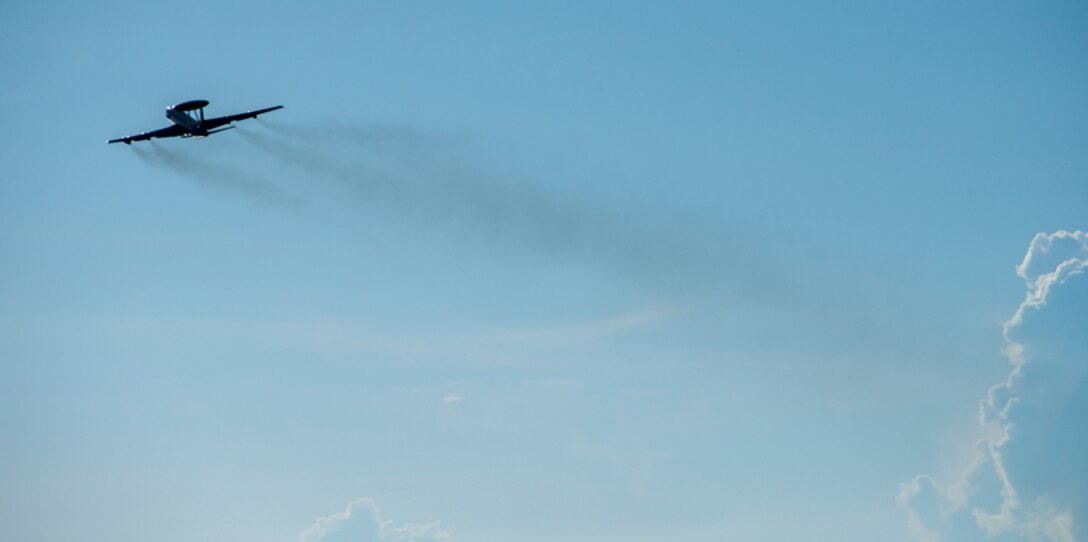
107 99 283 144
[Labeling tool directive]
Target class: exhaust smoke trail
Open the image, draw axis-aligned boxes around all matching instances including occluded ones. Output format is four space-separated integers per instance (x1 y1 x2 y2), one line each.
127 118 770 295
238 120 764 292
133 142 302 210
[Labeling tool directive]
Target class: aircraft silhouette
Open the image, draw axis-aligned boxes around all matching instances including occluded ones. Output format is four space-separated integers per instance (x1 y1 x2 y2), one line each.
108 99 283 144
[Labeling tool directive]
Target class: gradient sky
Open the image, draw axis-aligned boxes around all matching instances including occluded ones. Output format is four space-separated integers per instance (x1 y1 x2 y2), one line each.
1 2 1086 541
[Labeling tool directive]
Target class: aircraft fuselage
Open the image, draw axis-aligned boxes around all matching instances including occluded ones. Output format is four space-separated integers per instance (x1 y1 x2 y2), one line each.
165 107 207 137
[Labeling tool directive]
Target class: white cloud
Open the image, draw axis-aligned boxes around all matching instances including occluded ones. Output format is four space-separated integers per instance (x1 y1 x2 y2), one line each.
900 230 1088 541
1015 231 1088 283
299 498 452 542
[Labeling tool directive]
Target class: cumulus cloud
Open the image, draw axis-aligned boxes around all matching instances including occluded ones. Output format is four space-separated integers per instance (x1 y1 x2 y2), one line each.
900 230 1088 541
299 498 452 542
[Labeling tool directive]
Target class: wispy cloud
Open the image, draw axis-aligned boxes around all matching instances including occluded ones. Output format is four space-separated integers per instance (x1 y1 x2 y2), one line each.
78 303 682 365
489 303 686 347
900 230 1088 541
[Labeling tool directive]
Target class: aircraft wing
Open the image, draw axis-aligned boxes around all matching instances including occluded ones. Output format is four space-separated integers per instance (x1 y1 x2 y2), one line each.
201 105 284 130
107 124 186 144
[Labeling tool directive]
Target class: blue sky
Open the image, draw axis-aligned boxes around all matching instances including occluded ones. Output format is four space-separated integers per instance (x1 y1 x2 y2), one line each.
1 2 1086 541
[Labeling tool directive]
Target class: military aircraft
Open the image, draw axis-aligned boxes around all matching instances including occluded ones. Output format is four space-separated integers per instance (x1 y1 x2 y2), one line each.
108 100 283 144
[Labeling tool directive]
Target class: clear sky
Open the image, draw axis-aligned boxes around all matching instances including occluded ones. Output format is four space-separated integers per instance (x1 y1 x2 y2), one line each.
1 2 1085 541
